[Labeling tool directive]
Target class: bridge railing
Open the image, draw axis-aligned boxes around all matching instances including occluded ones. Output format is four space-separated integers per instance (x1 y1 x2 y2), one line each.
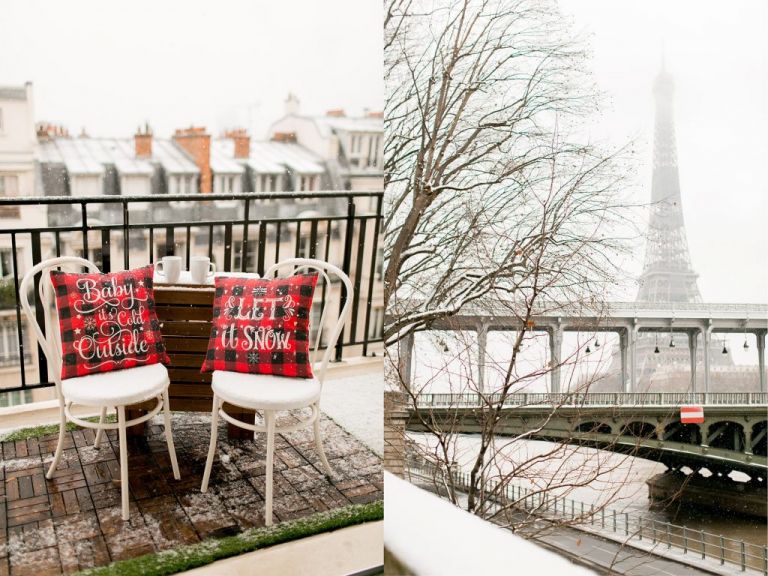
408 458 768 574
415 391 768 408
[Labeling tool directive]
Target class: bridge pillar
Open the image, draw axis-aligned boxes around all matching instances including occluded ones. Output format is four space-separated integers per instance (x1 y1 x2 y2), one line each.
702 324 712 394
619 330 628 392
548 325 563 394
397 332 415 390
629 321 639 393
477 323 488 394
688 331 698 392
757 330 766 393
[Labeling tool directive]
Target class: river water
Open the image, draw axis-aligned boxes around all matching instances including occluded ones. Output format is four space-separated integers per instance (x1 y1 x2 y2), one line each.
410 433 767 547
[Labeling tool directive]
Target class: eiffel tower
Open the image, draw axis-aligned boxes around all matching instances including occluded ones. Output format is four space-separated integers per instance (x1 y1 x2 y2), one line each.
636 61 702 303
601 61 733 392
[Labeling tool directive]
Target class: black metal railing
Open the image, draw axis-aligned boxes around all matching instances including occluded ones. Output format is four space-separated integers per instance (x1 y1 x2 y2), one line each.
0 190 383 393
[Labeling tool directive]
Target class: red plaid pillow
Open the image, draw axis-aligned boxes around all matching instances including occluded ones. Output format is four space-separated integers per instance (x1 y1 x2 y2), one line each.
201 274 318 378
50 265 169 380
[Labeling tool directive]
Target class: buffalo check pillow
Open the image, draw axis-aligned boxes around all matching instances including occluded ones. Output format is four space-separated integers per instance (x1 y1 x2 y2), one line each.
201 274 318 378
50 265 169 380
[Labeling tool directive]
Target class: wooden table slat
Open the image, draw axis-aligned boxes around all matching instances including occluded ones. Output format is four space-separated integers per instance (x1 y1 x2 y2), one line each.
155 306 213 321
154 287 214 305
164 337 210 353
160 321 212 337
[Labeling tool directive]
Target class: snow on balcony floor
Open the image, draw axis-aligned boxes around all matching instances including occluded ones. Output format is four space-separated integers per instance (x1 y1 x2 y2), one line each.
0 410 382 575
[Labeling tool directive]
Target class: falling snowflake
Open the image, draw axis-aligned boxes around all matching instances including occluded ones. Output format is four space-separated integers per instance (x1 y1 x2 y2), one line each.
252 286 267 297
84 316 97 330
247 352 259 364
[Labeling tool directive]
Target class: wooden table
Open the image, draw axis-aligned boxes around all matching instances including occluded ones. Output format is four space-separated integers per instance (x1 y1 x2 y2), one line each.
127 284 254 438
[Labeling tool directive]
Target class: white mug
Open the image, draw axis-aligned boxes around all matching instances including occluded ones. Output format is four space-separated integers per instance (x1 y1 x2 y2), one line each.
190 256 216 284
156 256 182 283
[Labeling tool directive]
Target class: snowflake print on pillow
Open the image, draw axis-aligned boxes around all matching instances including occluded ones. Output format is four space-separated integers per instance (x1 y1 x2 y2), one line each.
201 274 318 378
50 265 169 380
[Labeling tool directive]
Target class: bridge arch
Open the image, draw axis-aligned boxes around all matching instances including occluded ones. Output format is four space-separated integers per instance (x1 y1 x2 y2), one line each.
619 421 657 440
663 421 702 446
750 421 767 457
707 421 746 453
574 421 612 435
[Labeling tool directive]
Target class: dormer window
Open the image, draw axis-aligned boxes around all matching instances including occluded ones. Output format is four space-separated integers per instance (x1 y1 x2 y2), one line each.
170 174 195 195
70 174 102 198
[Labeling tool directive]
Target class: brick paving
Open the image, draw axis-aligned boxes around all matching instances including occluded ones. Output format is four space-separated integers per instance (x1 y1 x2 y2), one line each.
0 411 382 575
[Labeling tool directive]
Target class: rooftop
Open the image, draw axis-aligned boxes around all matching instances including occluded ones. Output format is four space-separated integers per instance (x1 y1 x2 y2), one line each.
0 86 28 101
37 137 199 176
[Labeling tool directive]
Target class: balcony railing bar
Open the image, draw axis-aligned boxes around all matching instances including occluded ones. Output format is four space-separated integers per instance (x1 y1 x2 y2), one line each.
0 190 383 206
10 232 25 387
1 213 379 237
362 195 383 356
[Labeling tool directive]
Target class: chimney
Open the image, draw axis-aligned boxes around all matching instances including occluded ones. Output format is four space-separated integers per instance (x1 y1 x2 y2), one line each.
366 111 383 119
224 128 250 159
271 132 297 143
36 122 70 141
173 126 212 193
134 122 153 158
285 92 300 116
326 109 345 118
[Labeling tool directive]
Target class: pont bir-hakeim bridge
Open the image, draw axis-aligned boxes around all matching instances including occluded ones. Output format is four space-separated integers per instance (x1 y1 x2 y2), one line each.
407 391 768 516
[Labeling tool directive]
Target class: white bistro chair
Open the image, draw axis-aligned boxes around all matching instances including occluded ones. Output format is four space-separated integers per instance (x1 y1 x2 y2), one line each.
19 256 180 521
201 258 353 525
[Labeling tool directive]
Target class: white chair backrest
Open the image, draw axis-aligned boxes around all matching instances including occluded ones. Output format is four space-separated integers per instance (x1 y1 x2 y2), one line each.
264 258 353 385
19 257 101 394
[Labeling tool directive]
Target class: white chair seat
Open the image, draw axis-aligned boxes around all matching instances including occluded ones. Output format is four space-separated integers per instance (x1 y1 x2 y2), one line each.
62 363 169 406
212 370 322 411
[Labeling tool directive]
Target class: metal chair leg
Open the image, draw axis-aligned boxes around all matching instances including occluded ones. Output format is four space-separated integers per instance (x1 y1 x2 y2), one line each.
117 405 130 521
201 394 220 493
313 403 333 477
46 403 67 480
162 390 180 480
265 410 276 526
93 406 107 448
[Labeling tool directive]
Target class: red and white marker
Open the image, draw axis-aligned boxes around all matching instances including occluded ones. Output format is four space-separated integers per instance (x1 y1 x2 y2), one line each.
680 405 704 424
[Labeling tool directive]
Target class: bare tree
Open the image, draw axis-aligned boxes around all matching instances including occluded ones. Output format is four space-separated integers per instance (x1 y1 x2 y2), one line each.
384 0 637 346
383 0 654 539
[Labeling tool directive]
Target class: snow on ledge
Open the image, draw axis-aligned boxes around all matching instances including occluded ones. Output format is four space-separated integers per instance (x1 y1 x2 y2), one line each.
384 472 595 575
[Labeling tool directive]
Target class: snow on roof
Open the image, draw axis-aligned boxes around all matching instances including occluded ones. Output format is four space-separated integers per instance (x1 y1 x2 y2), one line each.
209 140 245 174
37 137 197 175
384 472 596 575
52 138 104 175
152 139 198 174
309 114 383 138
224 140 325 175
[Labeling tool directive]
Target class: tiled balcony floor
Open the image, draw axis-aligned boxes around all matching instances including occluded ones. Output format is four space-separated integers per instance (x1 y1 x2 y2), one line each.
0 411 383 575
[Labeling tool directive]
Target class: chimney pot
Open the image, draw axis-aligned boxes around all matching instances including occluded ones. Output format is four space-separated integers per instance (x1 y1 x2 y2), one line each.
224 128 251 159
271 132 297 143
134 123 153 158
285 93 300 115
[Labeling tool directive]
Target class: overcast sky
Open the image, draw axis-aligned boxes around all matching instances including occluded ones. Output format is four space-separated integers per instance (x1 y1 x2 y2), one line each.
0 1 383 138
559 0 768 304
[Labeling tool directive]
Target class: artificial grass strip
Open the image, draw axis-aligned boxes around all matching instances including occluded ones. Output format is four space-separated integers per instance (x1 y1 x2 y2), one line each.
0 414 118 442
77 500 384 576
